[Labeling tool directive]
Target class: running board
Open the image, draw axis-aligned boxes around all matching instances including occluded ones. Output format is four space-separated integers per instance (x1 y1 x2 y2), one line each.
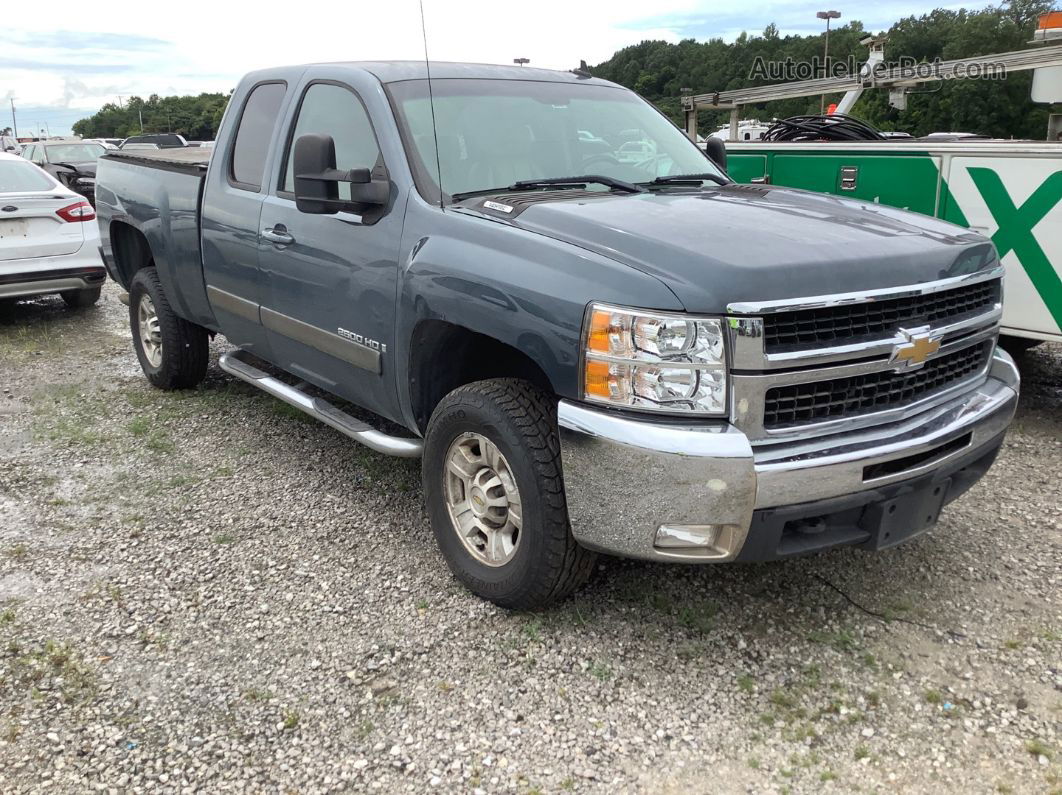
217 351 423 458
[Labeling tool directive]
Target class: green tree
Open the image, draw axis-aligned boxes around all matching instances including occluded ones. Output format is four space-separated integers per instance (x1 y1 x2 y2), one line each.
591 0 1060 139
73 92 231 140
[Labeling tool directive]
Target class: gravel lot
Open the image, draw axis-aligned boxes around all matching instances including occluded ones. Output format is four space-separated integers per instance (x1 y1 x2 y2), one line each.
1 282 1060 794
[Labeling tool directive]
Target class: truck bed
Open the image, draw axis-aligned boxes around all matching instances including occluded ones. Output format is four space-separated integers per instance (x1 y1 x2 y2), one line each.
102 147 211 175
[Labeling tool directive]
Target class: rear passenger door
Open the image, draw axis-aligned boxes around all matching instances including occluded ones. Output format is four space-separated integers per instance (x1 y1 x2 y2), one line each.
201 79 289 355
257 76 403 418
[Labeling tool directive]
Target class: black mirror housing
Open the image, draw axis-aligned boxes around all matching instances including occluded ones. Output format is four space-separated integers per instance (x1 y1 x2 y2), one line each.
705 137 728 173
293 134 389 215
293 133 339 214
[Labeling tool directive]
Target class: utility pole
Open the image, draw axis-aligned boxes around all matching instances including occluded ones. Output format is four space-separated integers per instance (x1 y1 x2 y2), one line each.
817 10 842 114
9 98 17 140
139 109 144 133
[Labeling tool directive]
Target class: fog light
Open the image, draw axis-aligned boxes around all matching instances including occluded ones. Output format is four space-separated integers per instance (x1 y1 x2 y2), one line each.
655 524 723 549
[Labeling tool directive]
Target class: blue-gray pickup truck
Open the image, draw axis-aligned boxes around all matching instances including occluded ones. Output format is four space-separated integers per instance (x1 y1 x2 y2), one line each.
94 61 1019 608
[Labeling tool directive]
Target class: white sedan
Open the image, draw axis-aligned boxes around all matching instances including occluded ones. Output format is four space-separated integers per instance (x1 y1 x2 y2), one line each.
0 152 106 307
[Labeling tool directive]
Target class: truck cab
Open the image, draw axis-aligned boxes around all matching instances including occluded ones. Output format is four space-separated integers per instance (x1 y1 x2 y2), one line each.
94 62 1019 608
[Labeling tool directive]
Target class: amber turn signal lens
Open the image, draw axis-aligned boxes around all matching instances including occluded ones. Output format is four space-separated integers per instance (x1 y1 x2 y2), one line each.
584 359 612 398
586 309 614 354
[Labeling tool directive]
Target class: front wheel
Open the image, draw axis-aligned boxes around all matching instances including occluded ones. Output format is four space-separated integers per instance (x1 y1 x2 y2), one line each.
423 379 596 609
129 268 208 389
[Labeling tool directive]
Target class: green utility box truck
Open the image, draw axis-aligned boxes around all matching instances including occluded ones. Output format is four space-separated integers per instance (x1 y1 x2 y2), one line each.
726 140 1062 347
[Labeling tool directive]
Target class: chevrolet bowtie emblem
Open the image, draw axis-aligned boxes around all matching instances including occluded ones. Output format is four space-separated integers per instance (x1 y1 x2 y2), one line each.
892 328 941 369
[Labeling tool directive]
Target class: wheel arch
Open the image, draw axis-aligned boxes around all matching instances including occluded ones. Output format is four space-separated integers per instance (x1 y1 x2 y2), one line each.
408 319 558 433
108 219 154 289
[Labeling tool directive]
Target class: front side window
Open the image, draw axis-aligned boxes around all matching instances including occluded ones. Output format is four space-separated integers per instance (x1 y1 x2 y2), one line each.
389 78 720 202
281 83 381 201
230 82 286 190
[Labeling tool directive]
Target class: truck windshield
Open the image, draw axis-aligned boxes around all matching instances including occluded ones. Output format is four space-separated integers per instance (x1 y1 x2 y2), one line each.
389 78 721 204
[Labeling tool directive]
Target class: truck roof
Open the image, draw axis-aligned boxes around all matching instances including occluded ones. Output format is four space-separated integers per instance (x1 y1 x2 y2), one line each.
259 60 616 86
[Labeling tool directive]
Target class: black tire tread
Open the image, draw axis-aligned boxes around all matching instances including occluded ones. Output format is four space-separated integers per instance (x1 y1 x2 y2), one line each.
129 268 208 389
426 378 595 609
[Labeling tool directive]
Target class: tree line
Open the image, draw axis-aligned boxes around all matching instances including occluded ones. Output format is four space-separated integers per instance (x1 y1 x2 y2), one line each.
71 93 229 141
590 0 1059 140
67 0 1058 142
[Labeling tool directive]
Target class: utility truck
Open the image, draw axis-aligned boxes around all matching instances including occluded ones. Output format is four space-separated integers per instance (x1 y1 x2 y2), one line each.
685 20 1062 350
95 61 1017 608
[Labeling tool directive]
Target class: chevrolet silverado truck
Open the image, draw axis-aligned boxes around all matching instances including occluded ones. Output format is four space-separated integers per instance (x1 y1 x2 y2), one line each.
94 62 1019 609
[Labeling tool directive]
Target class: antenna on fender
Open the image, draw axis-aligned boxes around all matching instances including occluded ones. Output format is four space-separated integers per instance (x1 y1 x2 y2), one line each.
419 0 445 210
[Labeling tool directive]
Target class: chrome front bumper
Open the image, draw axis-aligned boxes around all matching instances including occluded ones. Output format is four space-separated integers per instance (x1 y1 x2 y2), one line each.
557 348 1019 562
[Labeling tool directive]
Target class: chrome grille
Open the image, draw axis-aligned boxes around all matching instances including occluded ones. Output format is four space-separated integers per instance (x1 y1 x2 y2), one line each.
726 267 1004 442
762 341 993 430
763 280 1000 352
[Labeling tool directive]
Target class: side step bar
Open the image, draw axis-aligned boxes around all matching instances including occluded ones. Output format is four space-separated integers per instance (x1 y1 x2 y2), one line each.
218 351 423 458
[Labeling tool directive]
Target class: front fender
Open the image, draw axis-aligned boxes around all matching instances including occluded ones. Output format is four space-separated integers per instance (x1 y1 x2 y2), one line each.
393 195 683 430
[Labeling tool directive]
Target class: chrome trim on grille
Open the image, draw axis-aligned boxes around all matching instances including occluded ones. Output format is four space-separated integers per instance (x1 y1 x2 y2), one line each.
732 303 1001 371
731 326 998 443
726 265 1004 315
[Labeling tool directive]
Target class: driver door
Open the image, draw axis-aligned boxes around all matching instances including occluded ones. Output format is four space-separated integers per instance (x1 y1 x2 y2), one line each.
257 78 402 418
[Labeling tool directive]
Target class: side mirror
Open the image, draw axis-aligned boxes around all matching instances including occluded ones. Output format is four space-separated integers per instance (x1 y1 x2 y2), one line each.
705 137 727 173
293 133 389 215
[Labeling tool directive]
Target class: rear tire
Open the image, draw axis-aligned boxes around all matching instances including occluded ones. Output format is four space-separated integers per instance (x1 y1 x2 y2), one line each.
423 378 596 609
60 286 101 308
129 268 208 389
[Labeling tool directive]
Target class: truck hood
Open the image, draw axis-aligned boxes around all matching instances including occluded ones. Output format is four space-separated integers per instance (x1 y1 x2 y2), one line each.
488 185 993 313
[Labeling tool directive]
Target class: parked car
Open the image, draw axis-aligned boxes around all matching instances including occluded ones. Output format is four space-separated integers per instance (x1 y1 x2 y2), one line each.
20 141 104 205
0 152 105 307
95 62 1018 608
1 135 18 154
120 133 187 149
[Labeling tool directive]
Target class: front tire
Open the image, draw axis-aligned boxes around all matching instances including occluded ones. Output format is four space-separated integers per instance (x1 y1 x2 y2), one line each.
129 268 208 389
60 286 101 308
423 379 596 609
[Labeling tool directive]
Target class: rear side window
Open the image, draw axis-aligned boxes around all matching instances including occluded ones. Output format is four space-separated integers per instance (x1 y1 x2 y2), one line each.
230 82 286 191
0 159 56 192
281 83 381 200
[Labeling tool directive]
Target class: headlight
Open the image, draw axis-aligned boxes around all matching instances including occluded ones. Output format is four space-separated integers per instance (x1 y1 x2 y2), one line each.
581 303 728 415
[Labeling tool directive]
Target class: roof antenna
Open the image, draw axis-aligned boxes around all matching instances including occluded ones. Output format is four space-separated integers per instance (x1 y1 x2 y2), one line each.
571 59 592 79
419 0 445 209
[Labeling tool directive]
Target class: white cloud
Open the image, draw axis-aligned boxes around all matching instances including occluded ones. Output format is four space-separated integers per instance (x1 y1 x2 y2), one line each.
0 0 990 133
1 0 703 131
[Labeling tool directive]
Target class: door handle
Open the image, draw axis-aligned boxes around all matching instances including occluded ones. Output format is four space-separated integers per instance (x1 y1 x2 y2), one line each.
261 226 295 246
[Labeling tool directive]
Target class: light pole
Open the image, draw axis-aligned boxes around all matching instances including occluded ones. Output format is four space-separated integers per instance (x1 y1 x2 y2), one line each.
9 98 17 140
817 10 841 114
513 57 530 67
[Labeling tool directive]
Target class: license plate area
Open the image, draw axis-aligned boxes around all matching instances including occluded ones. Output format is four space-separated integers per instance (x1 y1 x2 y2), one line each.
0 219 29 239
861 478 951 550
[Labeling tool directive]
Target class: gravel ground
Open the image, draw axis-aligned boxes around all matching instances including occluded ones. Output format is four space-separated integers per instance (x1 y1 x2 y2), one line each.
0 282 1059 794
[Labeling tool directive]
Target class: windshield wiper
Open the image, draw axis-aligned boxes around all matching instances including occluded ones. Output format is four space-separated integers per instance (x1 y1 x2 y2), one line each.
451 174 646 202
645 173 730 187
511 175 646 193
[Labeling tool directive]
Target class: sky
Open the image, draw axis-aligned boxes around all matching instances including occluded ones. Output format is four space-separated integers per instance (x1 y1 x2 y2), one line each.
1 0 991 136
